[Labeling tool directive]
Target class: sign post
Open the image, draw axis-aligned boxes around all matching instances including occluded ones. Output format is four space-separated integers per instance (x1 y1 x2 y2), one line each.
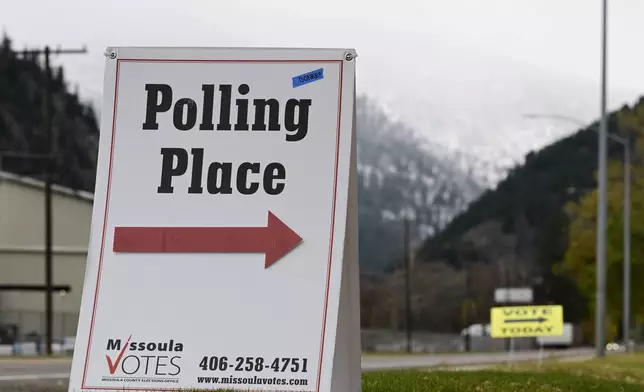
490 305 563 368
68 47 360 392
494 287 534 355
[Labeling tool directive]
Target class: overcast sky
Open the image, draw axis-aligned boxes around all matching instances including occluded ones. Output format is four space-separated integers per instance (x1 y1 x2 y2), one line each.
3 0 644 167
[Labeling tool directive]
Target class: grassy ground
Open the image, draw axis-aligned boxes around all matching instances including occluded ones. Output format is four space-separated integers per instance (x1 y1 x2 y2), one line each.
364 369 643 391
368 353 644 391
362 350 499 357
503 352 644 385
3 353 644 392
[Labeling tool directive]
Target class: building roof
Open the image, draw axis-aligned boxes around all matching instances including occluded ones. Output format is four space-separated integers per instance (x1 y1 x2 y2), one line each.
0 170 94 202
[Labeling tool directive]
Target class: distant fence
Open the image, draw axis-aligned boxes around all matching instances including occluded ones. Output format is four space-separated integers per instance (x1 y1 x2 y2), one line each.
360 328 534 353
0 339 75 356
0 310 79 341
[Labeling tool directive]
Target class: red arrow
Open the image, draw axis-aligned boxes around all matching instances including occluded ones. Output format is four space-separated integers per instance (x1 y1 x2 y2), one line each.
112 211 302 268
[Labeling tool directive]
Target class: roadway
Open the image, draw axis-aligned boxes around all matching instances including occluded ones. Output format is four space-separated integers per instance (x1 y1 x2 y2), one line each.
0 347 596 386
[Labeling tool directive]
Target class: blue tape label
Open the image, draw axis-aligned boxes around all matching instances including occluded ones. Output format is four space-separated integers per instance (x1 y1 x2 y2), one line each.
292 68 324 88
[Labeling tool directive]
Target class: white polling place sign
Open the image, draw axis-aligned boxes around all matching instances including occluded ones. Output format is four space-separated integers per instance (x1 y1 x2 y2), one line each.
68 47 360 392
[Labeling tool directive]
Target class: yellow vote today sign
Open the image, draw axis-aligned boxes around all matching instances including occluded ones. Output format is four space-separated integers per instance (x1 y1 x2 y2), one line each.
490 305 563 338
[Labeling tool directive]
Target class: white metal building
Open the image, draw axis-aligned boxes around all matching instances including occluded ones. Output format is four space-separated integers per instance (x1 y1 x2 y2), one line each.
0 170 92 340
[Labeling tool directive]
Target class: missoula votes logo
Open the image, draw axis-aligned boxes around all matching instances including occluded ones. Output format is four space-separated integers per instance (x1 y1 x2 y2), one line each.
101 335 184 384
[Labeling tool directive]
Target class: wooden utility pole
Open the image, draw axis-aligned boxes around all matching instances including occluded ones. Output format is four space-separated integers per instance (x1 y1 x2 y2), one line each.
16 44 87 355
403 216 413 353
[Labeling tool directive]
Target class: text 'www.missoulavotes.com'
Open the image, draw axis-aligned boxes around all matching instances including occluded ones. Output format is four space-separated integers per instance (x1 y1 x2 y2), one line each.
197 375 309 387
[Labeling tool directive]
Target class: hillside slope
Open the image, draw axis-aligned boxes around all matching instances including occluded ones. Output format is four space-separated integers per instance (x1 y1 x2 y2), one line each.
417 98 644 322
356 96 484 273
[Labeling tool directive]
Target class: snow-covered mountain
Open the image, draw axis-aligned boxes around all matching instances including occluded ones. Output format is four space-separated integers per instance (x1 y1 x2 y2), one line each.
356 96 486 273
362 45 642 187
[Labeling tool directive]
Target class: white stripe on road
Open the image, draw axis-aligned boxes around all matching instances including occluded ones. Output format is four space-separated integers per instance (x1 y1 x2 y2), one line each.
0 373 70 381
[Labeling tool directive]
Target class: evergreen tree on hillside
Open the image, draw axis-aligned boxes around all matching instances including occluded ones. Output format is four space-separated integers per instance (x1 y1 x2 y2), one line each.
0 33 99 192
558 104 644 342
